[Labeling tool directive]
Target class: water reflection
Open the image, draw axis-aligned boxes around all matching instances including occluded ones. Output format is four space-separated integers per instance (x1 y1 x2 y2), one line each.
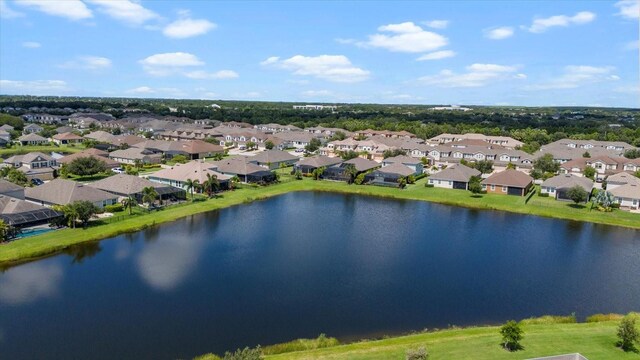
0 262 63 305
64 242 102 264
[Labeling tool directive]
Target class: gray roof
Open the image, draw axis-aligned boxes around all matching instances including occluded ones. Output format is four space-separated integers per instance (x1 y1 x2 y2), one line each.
295 155 342 168
25 179 117 205
430 164 481 182
109 147 159 161
0 195 61 226
149 160 231 183
18 133 47 142
541 174 594 192
0 179 24 194
383 155 422 165
88 174 180 196
481 169 534 187
376 162 415 177
606 172 640 186
211 156 270 176
249 150 299 164
609 183 640 199
342 157 380 172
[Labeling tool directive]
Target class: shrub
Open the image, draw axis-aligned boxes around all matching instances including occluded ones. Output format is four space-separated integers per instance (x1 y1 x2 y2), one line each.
538 192 549 197
262 334 339 355
222 346 262 360
405 346 429 360
425 183 434 188
586 313 624 323
500 320 524 351
521 314 576 325
104 204 124 213
617 314 640 352
193 354 222 360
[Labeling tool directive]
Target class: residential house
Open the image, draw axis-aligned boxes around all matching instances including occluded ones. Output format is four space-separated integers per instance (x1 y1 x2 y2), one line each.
364 162 415 186
52 132 84 145
88 174 185 202
605 172 640 190
209 156 276 183
148 160 231 191
247 150 299 169
0 195 63 228
0 130 11 145
23 123 44 134
382 155 424 175
25 179 118 208
133 139 224 160
272 131 321 150
609 184 640 210
18 133 48 146
539 139 632 163
0 179 25 200
57 148 120 169
322 157 380 181
430 133 523 149
294 155 343 174
481 169 534 196
4 152 57 180
541 174 594 201
109 147 162 165
428 164 481 190
0 124 15 132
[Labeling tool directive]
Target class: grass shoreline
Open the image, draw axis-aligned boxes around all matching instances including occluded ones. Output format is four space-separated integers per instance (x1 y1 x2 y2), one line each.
1 177 638 265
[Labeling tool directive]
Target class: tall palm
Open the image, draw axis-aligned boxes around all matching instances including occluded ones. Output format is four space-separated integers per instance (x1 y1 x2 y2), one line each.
343 164 358 184
203 173 219 198
122 196 137 215
63 205 78 228
141 186 159 207
185 178 200 201
0 219 9 242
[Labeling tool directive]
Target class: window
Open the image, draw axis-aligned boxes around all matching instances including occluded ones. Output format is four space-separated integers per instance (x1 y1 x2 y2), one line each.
502 186 508 192
490 185 495 191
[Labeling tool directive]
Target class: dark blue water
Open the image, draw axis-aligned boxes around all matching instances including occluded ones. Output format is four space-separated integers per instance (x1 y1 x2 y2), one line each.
0 192 639 359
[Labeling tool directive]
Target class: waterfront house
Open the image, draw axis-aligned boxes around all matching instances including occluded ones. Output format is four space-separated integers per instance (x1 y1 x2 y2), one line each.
52 132 84 145
133 139 224 160
609 183 640 210
364 162 415 186
210 156 277 183
25 179 118 208
428 164 481 190
541 174 594 201
481 169 534 196
382 155 424 175
294 155 343 174
322 157 380 181
18 133 48 146
0 195 63 228
88 174 185 202
109 147 162 165
605 172 640 190
0 129 11 144
148 160 231 191
247 150 299 169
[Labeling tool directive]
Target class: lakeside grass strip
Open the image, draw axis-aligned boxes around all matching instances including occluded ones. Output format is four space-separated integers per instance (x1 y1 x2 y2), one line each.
263 321 636 360
1 178 639 264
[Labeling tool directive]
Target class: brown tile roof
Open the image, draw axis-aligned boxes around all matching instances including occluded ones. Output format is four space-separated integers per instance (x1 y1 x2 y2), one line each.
25 179 117 205
481 169 534 188
149 161 231 183
53 132 83 141
88 174 180 196
430 164 481 182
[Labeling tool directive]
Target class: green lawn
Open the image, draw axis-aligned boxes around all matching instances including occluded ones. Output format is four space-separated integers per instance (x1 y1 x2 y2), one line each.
0 144 85 157
1 177 638 264
263 321 637 360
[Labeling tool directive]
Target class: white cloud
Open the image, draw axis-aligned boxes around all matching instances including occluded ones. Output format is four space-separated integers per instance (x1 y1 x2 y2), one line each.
615 0 639 19
418 63 522 87
0 263 63 305
262 54 370 83
335 38 357 44
163 17 217 39
86 0 158 25
527 11 596 33
139 52 204 76
362 21 448 53
626 40 640 50
59 56 111 70
126 86 187 98
527 65 618 90
484 26 514 40
127 86 155 94
22 41 41 48
185 70 239 79
15 0 92 21
0 79 69 94
0 0 24 18
423 20 449 29
416 50 456 61
301 90 334 98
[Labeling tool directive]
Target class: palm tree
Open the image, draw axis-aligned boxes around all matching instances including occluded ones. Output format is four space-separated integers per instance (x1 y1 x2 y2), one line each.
342 164 358 184
203 173 219 198
133 159 142 169
141 186 159 207
229 176 240 190
122 196 137 215
185 178 200 201
63 205 78 228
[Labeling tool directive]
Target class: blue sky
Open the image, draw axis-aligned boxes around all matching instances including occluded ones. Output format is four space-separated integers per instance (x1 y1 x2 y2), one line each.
0 0 638 107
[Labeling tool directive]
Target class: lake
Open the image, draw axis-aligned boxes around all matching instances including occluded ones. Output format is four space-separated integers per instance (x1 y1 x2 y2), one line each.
1 192 639 359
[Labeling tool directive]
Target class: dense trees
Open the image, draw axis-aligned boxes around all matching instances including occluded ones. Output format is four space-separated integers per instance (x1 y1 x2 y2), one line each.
304 138 322 153
67 156 108 176
382 148 407 159
531 154 560 180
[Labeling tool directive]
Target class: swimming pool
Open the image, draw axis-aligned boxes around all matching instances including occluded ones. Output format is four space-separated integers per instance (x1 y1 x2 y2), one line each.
17 227 56 239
